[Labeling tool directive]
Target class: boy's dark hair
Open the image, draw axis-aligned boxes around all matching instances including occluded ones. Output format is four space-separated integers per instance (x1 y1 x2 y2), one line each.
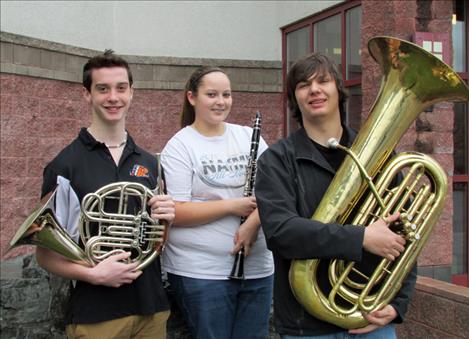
82 49 133 92
180 66 227 128
287 53 348 126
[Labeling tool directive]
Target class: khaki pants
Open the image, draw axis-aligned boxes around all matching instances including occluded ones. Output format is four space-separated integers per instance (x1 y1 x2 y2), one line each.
66 311 170 339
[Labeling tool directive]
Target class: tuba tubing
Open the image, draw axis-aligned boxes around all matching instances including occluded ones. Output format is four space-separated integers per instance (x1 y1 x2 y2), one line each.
289 36 469 329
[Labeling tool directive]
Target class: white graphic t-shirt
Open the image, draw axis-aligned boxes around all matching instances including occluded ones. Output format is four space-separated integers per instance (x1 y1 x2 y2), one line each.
161 123 274 279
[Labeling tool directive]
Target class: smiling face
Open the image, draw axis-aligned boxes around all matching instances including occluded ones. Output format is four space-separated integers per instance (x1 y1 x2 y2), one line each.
83 66 133 127
294 70 340 124
188 71 232 129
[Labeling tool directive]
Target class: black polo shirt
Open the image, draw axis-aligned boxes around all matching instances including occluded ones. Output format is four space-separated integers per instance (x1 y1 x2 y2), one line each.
42 127 169 324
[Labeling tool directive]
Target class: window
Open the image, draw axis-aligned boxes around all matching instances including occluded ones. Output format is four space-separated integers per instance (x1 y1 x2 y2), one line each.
286 26 310 71
453 0 467 72
452 0 469 287
314 14 341 67
281 0 362 135
346 6 362 81
285 25 311 133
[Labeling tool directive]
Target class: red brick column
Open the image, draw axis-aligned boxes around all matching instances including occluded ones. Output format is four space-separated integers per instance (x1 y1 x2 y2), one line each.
361 0 455 270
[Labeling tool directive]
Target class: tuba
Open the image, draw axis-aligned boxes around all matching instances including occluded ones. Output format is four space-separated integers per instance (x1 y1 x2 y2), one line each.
9 155 167 271
289 36 469 329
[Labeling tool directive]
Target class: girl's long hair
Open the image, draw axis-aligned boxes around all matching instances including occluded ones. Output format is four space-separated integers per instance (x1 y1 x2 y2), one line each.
180 66 227 128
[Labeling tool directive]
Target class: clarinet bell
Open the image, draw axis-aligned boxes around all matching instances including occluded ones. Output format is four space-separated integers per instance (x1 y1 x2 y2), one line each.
228 248 245 280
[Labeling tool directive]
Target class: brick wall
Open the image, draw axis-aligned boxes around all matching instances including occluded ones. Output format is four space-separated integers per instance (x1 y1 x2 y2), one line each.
0 32 284 259
397 276 469 339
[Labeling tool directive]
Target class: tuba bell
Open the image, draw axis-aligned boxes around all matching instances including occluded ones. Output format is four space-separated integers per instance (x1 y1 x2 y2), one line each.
289 36 469 329
9 155 167 271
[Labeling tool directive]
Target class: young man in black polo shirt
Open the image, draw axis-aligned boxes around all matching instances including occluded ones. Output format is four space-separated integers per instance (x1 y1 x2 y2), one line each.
36 50 175 338
255 53 416 338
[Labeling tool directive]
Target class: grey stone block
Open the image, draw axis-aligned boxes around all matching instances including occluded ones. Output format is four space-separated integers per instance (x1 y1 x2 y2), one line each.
154 65 194 82
1 278 51 322
13 45 41 67
245 69 265 84
417 265 452 282
53 70 79 83
0 255 23 279
262 84 282 93
225 68 251 85
259 69 280 85
65 54 87 76
417 265 434 278
40 50 66 71
132 64 155 81
0 62 35 76
2 32 282 92
27 66 54 79
0 255 69 339
433 265 451 282
1 42 14 63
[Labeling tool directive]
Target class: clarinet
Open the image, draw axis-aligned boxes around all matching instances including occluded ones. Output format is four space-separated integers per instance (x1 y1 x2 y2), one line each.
154 153 168 254
228 111 262 280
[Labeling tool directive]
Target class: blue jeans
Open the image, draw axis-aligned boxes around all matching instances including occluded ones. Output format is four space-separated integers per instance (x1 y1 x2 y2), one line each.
167 273 273 339
281 324 396 339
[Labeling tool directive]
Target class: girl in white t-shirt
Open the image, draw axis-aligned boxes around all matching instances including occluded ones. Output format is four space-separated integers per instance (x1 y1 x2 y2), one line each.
161 66 274 339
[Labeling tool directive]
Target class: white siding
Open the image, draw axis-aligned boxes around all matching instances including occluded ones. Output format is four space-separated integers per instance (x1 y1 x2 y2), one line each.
1 0 343 60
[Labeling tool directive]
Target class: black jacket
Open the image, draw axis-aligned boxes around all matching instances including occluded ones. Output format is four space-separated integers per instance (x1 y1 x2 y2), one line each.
255 127 416 336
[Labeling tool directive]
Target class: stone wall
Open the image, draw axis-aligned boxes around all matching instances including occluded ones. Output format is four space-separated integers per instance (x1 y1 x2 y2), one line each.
0 254 280 339
0 255 69 339
3 255 468 339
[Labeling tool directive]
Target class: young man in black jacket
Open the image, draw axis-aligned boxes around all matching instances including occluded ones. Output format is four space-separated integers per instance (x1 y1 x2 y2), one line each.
255 53 416 338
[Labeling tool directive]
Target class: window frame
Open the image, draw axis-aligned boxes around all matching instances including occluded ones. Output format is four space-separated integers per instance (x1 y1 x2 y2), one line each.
452 0 469 287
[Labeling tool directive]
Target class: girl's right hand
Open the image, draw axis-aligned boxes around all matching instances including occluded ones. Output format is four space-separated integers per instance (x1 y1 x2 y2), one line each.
230 196 257 217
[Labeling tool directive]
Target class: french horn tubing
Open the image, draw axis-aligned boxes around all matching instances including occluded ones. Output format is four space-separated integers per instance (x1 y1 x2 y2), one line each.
9 155 166 271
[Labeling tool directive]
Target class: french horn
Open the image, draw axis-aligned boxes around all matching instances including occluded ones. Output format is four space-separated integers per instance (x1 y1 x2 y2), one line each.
9 155 167 271
79 181 166 270
289 36 469 329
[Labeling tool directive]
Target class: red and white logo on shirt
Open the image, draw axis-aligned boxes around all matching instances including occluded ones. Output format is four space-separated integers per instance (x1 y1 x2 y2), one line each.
130 164 149 178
